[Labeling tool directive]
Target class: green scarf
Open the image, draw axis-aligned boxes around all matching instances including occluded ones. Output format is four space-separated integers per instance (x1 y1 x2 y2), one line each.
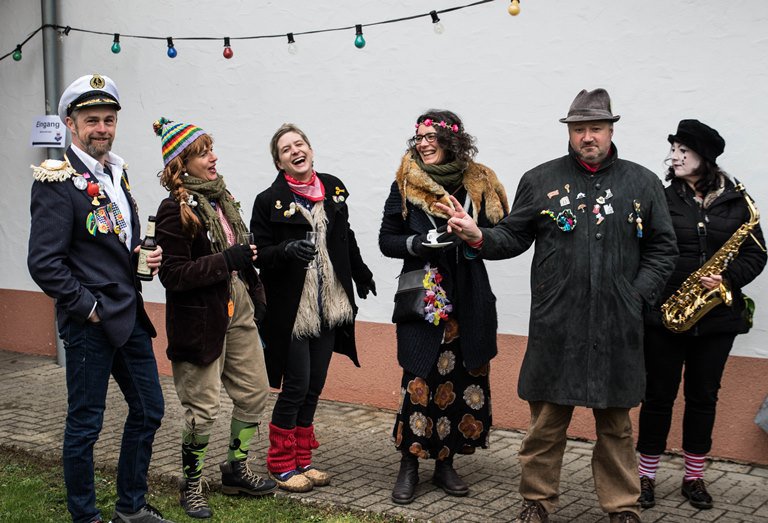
181 175 246 253
414 156 467 192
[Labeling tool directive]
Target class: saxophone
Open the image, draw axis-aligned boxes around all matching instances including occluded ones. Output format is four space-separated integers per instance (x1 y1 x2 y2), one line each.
661 183 763 333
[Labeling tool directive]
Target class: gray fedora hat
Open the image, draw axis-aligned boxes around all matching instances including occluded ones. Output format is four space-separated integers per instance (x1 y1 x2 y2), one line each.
559 88 620 123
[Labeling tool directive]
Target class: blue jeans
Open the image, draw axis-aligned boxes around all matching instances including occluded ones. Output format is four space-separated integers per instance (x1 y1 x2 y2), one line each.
62 318 164 523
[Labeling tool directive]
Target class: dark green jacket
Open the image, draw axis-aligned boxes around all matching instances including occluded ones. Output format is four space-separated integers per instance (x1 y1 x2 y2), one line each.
482 145 678 408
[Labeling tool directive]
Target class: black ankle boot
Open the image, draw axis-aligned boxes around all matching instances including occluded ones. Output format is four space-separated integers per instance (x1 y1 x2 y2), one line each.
433 457 469 496
392 453 419 504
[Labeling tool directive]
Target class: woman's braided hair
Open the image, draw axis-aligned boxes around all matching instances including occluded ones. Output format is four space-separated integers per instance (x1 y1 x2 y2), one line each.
159 134 213 236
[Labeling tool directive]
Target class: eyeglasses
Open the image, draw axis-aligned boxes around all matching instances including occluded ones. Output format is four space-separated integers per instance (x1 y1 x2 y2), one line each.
412 132 438 145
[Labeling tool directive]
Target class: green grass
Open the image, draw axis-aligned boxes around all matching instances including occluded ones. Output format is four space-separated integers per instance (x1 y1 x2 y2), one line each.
0 447 396 523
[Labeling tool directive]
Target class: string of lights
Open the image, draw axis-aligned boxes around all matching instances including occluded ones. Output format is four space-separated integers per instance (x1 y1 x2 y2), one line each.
1 0 521 62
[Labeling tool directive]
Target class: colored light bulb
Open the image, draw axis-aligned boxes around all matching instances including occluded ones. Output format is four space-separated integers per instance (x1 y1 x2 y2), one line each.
223 37 233 59
12 46 22 61
354 25 365 49
508 0 521 16
167 37 177 58
111 34 121 54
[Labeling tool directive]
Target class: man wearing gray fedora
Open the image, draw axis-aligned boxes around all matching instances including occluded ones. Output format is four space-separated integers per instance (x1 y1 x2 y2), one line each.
438 88 677 522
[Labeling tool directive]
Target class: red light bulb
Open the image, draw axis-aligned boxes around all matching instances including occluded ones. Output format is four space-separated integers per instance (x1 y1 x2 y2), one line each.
222 37 233 59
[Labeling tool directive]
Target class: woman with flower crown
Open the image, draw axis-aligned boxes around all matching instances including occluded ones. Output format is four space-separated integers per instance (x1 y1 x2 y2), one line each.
379 109 510 504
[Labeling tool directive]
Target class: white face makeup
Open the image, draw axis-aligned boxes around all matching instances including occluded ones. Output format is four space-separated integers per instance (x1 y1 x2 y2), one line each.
668 142 703 181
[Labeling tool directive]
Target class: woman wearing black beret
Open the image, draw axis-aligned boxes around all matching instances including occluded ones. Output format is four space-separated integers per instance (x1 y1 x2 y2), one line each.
636 119 766 510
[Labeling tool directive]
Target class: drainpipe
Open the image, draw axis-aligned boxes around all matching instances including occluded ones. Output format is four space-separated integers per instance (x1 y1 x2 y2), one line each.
41 0 65 366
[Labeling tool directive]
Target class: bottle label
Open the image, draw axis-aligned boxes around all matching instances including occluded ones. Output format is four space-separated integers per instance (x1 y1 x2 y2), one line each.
145 220 156 237
137 248 152 276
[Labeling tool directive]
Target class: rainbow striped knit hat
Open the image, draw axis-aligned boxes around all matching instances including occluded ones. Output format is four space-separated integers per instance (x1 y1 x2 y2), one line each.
153 117 206 166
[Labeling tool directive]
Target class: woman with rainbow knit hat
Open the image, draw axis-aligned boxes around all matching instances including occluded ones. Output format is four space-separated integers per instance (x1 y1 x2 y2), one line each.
152 117 277 519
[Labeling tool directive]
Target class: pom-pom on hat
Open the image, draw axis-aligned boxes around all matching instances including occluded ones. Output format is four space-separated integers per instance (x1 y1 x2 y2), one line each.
153 117 206 166
667 119 725 165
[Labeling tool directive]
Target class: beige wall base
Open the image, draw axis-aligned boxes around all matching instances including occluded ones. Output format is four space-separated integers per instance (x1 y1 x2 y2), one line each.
3 289 766 464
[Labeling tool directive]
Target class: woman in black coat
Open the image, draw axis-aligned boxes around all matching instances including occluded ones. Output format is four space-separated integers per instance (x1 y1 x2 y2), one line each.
637 120 766 510
379 110 509 504
250 123 375 493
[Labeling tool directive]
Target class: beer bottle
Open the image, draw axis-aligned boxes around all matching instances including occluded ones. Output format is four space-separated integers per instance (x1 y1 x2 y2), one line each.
136 215 157 281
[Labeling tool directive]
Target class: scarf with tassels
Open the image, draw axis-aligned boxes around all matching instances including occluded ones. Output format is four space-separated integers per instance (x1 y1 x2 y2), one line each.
414 157 467 192
181 174 247 253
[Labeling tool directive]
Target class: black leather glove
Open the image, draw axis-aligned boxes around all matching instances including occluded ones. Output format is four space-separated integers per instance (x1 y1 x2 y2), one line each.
357 279 377 299
433 224 461 246
411 226 459 259
222 244 253 272
284 239 316 263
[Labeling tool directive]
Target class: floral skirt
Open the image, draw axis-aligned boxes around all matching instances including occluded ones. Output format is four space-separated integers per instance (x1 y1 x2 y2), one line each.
393 335 491 460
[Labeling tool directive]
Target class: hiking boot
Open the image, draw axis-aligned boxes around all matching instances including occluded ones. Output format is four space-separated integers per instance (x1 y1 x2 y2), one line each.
111 503 175 523
681 478 713 509
638 475 655 509
179 477 212 519
432 458 469 496
609 511 641 522
220 459 278 496
515 500 549 523
269 469 314 492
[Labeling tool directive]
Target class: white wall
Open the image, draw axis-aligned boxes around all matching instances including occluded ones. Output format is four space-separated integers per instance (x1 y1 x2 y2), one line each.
2 0 768 357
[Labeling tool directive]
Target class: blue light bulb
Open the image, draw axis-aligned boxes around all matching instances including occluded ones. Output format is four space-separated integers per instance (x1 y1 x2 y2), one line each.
167 37 177 58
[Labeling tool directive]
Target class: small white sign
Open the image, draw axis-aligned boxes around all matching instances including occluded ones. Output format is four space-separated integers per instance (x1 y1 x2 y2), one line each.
30 115 66 148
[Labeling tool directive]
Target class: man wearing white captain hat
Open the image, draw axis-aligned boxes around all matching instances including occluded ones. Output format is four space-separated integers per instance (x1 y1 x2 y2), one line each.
28 74 172 523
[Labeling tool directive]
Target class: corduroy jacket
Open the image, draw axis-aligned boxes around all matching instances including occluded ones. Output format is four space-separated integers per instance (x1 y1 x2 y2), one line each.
156 196 266 366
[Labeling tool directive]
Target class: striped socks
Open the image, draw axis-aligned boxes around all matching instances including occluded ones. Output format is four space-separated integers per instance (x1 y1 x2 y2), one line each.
638 453 661 479
684 451 706 480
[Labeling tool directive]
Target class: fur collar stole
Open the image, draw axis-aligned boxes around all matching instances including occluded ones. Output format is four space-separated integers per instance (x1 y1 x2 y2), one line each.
394 152 509 225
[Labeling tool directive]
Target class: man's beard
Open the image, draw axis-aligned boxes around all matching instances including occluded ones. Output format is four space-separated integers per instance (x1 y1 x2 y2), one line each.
82 136 112 158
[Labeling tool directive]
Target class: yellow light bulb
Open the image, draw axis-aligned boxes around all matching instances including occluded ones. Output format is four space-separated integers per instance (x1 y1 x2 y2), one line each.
508 0 521 16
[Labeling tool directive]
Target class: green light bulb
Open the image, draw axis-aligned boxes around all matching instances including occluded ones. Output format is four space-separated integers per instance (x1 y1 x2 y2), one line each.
354 25 366 49
12 48 22 61
111 42 121 54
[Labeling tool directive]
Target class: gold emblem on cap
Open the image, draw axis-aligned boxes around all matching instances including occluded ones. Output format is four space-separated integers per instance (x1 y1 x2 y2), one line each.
90 75 105 89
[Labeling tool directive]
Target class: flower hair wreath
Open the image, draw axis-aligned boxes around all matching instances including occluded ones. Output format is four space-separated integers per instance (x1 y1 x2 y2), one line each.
415 118 459 134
